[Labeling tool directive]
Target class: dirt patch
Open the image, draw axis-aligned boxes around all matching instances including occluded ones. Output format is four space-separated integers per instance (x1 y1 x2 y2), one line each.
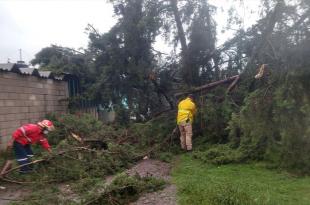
130 184 177 205
58 184 81 204
126 159 171 179
0 184 29 205
128 159 177 205
0 159 178 205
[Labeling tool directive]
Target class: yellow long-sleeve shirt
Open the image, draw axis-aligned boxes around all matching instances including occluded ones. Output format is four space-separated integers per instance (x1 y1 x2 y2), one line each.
177 97 196 125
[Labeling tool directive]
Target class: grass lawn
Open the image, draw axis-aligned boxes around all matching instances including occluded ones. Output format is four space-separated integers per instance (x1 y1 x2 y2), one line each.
172 154 310 205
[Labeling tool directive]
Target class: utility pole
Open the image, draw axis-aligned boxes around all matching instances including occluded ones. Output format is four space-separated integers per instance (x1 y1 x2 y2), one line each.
17 49 25 64
19 48 22 61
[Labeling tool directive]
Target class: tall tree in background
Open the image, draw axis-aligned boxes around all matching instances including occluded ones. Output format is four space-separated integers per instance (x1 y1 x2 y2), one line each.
167 0 217 86
31 45 95 93
87 0 164 120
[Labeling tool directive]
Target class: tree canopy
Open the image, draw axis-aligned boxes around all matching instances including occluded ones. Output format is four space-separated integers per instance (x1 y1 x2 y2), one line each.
31 0 310 172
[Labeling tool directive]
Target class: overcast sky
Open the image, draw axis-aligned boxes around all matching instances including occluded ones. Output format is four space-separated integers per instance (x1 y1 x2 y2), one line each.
0 0 260 64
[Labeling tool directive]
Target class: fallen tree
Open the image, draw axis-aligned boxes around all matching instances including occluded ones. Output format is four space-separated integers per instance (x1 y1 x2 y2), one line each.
174 75 240 98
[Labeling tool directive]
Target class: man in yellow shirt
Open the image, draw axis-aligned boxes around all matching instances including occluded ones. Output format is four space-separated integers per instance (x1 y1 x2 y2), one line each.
177 94 197 151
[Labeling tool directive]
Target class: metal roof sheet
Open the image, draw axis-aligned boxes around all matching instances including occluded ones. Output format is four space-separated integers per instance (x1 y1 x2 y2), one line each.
19 67 36 75
0 63 15 71
0 63 68 81
38 71 53 78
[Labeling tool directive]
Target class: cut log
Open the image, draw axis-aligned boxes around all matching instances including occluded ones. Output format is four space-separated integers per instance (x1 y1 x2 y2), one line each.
174 75 240 98
0 147 97 176
70 132 83 143
0 160 13 176
227 75 240 93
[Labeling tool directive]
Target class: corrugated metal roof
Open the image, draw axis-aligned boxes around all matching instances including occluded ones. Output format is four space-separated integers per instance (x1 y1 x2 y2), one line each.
19 67 36 75
0 63 70 81
0 63 21 73
38 71 53 78
0 63 14 71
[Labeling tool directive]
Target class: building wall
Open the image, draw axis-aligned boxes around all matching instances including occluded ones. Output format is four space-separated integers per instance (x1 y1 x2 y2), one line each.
0 71 68 150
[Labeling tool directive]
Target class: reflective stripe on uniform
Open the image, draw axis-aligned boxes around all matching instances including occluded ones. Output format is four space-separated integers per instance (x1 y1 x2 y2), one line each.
178 109 190 113
20 127 32 143
17 158 28 162
178 109 191 114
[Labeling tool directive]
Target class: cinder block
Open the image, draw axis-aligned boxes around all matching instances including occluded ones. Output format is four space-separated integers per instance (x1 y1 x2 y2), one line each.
32 100 45 106
0 129 6 137
0 121 20 130
8 86 22 93
0 107 14 114
5 127 16 136
0 93 9 99
0 86 8 92
34 113 42 119
0 115 5 122
26 76 39 82
46 89 57 95
20 119 30 125
19 94 28 100
4 100 15 106
28 106 39 113
46 106 55 112
0 136 10 147
16 113 26 120
1 72 18 79
7 93 18 100
29 106 45 113
45 95 56 101
4 113 15 121
19 107 29 113
47 79 54 85
5 79 25 87
37 95 45 101
43 84 53 90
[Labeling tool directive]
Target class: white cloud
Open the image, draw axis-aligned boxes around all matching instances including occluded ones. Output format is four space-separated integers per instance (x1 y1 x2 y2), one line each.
0 0 260 64
0 0 116 63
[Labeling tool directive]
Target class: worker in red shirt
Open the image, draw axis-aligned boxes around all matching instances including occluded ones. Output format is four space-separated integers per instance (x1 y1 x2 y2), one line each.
7 120 55 173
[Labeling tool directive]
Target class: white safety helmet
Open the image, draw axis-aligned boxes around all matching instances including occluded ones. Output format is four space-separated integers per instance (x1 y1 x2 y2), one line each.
37 120 55 131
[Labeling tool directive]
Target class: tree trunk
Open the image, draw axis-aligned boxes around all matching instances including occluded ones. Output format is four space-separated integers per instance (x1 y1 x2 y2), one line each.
170 0 193 85
204 3 219 80
170 0 188 54
174 75 240 98
246 0 285 71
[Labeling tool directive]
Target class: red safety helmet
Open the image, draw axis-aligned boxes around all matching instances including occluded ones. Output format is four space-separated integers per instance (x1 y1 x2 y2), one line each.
37 120 55 131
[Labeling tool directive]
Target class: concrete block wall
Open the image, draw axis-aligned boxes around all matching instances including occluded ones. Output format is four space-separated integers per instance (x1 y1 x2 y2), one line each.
0 71 69 150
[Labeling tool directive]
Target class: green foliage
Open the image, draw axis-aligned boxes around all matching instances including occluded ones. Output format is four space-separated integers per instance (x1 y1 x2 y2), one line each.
183 0 218 85
173 155 310 205
31 45 94 94
191 66 310 174
158 152 174 163
87 0 165 114
46 113 123 145
197 89 236 143
11 174 165 205
129 112 176 149
192 144 247 165
115 105 131 126
82 173 166 205
272 68 310 173
5 113 173 205
57 113 104 137
4 113 143 185
225 67 310 174
7 143 137 184
206 183 255 205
